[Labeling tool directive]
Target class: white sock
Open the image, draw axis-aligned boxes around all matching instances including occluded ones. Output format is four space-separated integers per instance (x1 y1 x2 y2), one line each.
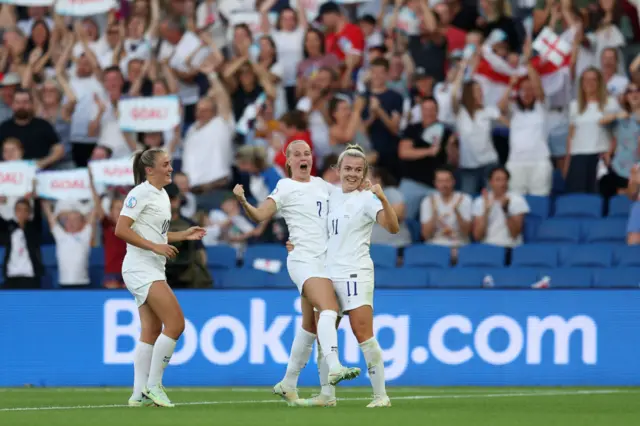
132 342 153 399
360 337 386 397
282 328 316 389
317 343 335 398
147 333 177 388
317 310 340 370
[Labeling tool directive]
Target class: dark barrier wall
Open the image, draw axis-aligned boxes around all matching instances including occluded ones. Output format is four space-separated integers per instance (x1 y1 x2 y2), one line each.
1 290 639 386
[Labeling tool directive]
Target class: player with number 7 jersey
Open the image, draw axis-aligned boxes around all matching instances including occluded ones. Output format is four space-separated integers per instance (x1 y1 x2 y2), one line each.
233 140 361 406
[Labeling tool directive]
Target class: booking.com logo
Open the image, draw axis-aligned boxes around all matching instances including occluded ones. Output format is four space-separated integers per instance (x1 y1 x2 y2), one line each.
103 298 597 380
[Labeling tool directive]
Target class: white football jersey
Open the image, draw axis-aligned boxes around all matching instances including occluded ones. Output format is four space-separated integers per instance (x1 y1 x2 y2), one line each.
120 181 172 271
326 189 383 281
268 176 333 262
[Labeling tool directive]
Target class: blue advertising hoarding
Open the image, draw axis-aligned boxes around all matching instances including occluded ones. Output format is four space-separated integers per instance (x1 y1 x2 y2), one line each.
1 289 639 387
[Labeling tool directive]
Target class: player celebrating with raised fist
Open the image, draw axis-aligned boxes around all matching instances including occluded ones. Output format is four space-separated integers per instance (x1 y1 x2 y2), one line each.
293 144 399 408
233 140 361 405
115 148 206 408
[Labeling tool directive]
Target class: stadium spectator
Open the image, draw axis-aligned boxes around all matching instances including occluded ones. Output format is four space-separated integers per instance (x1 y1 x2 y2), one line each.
319 1 365 65
182 71 234 211
451 61 503 195
0 138 26 221
498 62 553 196
399 96 454 219
273 110 316 176
165 184 211 289
599 82 640 199
0 73 21 124
0 196 43 289
41 200 97 287
173 172 197 220
296 29 340 97
565 67 619 193
328 94 375 158
420 166 472 259
472 166 530 248
600 47 629 97
0 88 63 169
235 145 283 203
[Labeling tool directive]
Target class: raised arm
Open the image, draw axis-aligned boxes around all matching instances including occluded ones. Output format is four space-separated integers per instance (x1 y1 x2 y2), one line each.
233 184 277 223
372 185 400 234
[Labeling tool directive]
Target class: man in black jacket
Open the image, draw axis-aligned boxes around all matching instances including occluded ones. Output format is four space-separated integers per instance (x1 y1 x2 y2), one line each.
1 197 44 289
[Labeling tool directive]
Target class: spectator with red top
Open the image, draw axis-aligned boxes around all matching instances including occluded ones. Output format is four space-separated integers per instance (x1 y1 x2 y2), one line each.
88 168 126 289
319 2 365 67
273 110 317 176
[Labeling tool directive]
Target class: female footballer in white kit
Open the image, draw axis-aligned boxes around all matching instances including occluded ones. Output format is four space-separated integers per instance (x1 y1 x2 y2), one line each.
115 148 206 408
233 140 361 405
292 145 399 408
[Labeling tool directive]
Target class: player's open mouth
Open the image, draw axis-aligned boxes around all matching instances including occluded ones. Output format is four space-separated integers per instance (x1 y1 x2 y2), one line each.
300 164 308 171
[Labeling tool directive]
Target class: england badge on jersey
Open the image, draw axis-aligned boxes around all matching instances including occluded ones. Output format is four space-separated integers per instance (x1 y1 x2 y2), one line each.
125 196 137 208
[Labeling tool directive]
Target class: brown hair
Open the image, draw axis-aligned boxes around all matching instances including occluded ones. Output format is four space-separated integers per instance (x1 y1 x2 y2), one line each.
577 67 608 114
280 110 307 130
132 148 165 185
461 81 481 118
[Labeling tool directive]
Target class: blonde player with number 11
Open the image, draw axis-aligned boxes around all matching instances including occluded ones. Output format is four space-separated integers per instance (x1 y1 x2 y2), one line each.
291 145 399 408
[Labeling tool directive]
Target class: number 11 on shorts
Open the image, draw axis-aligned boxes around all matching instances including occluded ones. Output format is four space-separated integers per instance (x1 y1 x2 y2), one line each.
347 281 358 296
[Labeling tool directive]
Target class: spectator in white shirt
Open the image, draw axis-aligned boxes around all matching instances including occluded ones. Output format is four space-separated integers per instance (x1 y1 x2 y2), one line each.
565 67 619 193
600 47 629 97
420 166 472 261
472 166 530 248
451 58 504 195
498 64 552 196
41 200 98 287
182 70 235 212
17 6 53 37
259 0 308 110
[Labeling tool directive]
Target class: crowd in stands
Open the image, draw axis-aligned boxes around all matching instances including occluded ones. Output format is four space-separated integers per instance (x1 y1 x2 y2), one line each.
1 0 640 289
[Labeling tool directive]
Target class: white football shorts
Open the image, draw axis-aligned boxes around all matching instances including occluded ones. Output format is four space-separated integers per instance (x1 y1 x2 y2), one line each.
122 268 167 307
287 258 330 294
333 278 374 315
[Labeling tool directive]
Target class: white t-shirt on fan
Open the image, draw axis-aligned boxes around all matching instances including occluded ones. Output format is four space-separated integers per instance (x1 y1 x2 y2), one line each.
271 28 305 87
472 192 530 248
508 101 550 163
420 192 472 247
455 106 500 169
52 224 92 285
268 176 333 262
569 97 620 155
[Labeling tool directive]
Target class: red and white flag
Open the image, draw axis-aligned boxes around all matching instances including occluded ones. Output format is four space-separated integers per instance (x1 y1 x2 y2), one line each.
473 26 573 106
533 28 572 66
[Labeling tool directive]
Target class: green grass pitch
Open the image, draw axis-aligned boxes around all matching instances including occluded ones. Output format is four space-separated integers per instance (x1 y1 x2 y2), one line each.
1 387 638 426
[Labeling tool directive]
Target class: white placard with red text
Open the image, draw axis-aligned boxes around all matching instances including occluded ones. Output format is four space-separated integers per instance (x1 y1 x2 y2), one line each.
118 95 181 132
36 169 92 201
55 0 117 16
289 0 326 21
0 161 37 196
89 157 134 186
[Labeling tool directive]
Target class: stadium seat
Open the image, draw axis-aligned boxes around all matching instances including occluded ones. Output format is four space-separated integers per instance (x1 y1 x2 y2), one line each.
405 218 422 243
403 244 450 268
41 244 57 267
539 268 593 288
205 245 237 269
593 268 640 288
243 244 287 268
89 247 105 288
267 270 296 289
218 268 271 289
617 246 640 267
429 268 483 288
525 195 550 219
370 244 397 269
535 219 581 244
608 194 632 217
553 194 603 218
562 245 613 268
511 244 559 268
457 244 505 268
485 268 540 288
584 218 627 244
523 217 541 243
376 267 429 288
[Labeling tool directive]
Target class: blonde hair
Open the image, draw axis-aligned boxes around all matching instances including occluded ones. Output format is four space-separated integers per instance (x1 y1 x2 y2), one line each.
578 67 608 114
285 139 310 177
236 145 268 171
337 144 369 181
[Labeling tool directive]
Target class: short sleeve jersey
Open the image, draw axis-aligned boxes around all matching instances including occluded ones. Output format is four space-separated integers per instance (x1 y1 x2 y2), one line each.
268 176 333 261
326 189 383 281
120 181 172 269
